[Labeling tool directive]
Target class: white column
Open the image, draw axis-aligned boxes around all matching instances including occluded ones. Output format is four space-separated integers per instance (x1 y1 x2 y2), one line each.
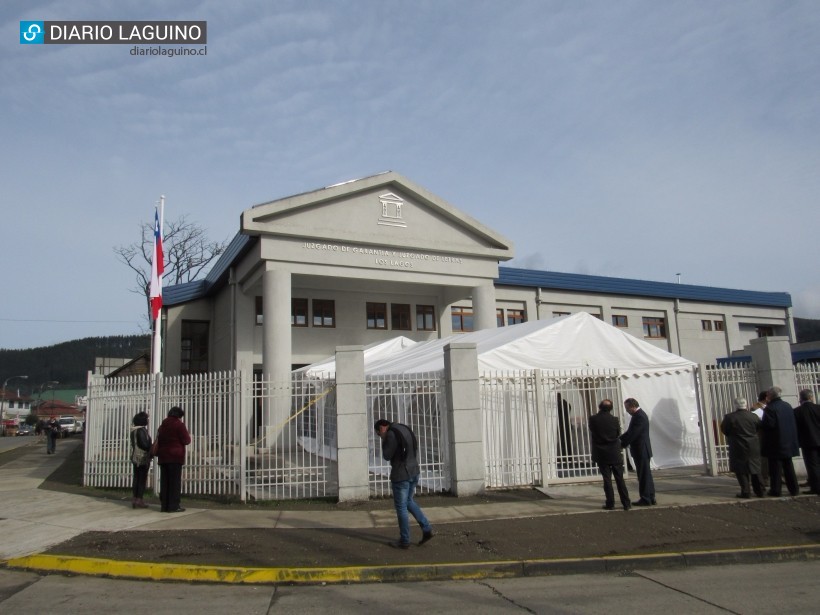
472 284 496 331
262 266 291 380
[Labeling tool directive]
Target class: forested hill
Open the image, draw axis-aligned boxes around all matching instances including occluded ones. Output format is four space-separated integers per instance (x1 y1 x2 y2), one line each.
795 318 820 344
0 335 150 390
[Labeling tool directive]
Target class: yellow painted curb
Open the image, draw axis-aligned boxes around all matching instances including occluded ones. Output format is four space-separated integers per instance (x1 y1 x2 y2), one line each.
5 544 818 586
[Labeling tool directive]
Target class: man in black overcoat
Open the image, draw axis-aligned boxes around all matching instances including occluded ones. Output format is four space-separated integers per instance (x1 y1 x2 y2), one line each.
720 397 764 498
620 398 656 506
589 399 631 510
761 386 800 497
794 389 820 495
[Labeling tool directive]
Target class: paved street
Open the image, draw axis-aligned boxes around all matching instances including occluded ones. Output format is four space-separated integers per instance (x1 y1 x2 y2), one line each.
1 560 819 614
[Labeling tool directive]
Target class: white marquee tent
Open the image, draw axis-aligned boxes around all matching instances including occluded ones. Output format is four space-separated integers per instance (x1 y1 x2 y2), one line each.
365 312 702 469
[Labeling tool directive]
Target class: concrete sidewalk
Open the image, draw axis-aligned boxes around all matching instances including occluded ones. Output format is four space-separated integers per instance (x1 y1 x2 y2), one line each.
1 438 818 584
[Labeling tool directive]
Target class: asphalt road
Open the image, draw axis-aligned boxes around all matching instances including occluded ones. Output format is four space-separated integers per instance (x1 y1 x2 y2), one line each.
2 560 819 614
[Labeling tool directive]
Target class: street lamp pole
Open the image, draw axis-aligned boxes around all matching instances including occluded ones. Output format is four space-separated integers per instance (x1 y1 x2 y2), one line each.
1 375 29 436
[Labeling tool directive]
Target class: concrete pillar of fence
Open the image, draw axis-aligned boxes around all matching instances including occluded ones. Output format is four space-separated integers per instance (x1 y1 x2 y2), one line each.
747 336 797 405
444 342 485 496
335 345 370 502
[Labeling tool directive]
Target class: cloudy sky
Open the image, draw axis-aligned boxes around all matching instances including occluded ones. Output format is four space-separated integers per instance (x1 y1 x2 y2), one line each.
2 0 818 350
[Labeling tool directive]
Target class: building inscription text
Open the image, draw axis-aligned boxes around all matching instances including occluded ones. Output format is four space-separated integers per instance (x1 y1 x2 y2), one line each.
302 242 463 269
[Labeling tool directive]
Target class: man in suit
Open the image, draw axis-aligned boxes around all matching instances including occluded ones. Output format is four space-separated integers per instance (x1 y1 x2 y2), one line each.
588 399 631 510
720 397 764 498
794 389 820 496
761 386 800 497
620 398 656 506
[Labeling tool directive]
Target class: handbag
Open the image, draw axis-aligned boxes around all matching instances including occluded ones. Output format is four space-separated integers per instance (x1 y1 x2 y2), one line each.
131 444 149 466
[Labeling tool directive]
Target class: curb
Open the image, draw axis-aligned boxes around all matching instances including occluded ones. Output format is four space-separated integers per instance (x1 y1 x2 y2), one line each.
4 544 819 585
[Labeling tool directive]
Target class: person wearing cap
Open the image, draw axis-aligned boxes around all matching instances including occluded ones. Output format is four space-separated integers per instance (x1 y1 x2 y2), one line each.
588 399 631 510
720 397 764 498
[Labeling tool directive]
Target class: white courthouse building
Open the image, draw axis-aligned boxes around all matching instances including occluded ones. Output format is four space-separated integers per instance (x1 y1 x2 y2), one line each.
161 172 793 377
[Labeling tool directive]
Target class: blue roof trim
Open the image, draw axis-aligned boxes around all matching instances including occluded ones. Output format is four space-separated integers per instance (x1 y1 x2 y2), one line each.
164 234 256 306
497 267 792 308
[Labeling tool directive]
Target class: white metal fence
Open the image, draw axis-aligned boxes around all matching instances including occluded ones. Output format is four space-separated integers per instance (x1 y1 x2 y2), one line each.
480 369 622 488
795 361 820 397
697 362 759 474
84 371 338 500
366 372 450 497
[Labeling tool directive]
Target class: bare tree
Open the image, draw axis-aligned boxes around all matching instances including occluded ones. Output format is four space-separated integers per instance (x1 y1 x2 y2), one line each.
114 215 229 326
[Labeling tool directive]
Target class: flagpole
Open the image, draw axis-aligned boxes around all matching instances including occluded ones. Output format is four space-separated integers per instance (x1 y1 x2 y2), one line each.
151 195 165 375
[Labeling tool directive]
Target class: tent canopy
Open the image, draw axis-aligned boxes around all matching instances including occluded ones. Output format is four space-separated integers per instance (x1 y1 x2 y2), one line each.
295 336 417 376
367 312 696 376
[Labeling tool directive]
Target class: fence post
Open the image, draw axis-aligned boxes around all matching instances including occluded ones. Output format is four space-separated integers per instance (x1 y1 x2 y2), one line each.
335 346 369 502
748 336 798 405
696 365 718 476
239 371 248 502
534 369 551 487
444 342 484 496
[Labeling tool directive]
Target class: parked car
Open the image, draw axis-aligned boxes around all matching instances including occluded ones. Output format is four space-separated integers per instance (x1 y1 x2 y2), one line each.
16 425 31 436
58 416 78 437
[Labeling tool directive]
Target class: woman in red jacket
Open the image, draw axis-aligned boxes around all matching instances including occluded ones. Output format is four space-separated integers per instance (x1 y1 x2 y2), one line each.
155 406 191 513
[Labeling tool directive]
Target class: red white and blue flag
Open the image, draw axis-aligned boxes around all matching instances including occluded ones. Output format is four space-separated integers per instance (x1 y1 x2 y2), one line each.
149 207 164 321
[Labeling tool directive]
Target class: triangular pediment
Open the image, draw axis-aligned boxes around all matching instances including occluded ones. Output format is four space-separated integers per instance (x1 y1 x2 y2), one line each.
240 172 513 260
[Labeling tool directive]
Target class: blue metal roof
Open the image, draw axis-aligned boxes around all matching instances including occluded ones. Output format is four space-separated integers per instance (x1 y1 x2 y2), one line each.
497 267 792 308
164 234 256 306
164 244 792 310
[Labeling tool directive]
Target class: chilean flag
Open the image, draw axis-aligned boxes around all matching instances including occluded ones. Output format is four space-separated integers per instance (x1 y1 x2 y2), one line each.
149 207 164 321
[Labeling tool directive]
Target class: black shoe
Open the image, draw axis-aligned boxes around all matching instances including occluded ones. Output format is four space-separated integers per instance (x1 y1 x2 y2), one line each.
632 500 651 507
419 531 435 545
602 504 615 510
623 503 631 511
167 508 186 513
736 493 751 499
803 490 818 495
388 540 410 549
767 491 781 497
651 499 657 505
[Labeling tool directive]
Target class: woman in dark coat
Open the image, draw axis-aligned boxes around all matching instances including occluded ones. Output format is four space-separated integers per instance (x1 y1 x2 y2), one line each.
129 411 152 508
155 406 191 513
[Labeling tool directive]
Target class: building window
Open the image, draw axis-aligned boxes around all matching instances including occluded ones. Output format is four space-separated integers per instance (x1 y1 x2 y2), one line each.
452 306 474 332
255 296 263 325
181 320 209 374
292 298 308 327
701 319 713 331
643 317 666 339
612 315 628 328
366 302 387 329
756 326 774 337
553 311 570 318
312 299 335 328
507 309 526 326
714 320 725 332
497 309 505 327
391 304 411 330
416 305 436 331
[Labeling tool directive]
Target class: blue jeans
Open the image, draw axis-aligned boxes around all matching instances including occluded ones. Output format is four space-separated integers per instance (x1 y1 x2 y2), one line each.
391 475 431 545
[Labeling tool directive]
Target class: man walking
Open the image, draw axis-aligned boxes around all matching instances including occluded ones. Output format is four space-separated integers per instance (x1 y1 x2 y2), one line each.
588 399 631 510
374 418 434 549
620 398 656 506
761 386 800 497
794 389 820 496
720 398 764 498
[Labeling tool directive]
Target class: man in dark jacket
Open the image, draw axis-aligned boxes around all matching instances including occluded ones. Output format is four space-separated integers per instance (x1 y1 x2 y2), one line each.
794 389 820 495
375 418 434 549
761 386 800 497
720 398 764 498
620 398 656 506
588 399 631 510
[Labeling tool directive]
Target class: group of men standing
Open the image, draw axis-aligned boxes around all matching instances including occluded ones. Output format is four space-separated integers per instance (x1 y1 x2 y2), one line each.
721 387 820 498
